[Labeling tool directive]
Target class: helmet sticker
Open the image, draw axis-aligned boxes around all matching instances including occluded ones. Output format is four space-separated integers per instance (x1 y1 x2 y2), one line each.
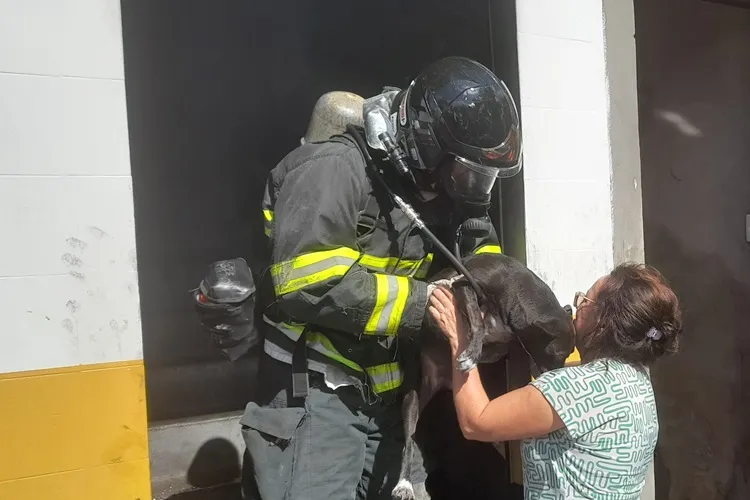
390 112 398 133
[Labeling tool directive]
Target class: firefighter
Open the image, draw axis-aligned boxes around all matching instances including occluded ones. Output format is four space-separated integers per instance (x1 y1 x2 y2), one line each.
242 56 523 500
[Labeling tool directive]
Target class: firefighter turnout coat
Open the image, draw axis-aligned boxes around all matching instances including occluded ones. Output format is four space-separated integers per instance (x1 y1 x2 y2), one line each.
260 133 501 403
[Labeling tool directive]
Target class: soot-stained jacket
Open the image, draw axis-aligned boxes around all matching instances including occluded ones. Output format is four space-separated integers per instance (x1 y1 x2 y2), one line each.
260 133 501 403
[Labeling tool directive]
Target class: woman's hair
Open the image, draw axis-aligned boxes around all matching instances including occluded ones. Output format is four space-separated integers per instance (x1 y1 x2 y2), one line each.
584 262 682 366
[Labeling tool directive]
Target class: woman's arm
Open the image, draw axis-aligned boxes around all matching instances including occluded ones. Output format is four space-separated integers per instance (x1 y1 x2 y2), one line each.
450 342 564 442
430 287 565 442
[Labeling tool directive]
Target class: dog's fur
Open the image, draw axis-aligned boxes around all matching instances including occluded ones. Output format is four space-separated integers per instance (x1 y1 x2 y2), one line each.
391 253 575 500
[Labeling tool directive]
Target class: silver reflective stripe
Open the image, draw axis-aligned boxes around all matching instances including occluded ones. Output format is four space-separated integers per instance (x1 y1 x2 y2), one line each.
263 339 361 391
270 247 362 296
365 362 403 393
376 275 399 332
263 315 364 373
273 255 358 284
364 274 409 336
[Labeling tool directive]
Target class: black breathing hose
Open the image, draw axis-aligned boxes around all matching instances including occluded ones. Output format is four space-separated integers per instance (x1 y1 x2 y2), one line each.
345 125 486 303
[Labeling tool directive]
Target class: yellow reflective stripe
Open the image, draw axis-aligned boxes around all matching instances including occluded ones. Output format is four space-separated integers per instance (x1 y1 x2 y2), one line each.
274 265 352 296
359 254 391 272
414 253 433 279
364 275 410 336
307 332 364 373
366 362 403 393
395 259 422 275
262 316 364 373
285 247 361 268
270 247 361 296
360 253 433 277
262 210 274 238
475 244 502 255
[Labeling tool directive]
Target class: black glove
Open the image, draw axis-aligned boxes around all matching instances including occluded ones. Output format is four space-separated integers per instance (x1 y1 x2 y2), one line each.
193 258 260 361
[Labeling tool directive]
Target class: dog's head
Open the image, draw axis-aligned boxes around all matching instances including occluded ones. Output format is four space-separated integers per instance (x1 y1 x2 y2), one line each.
446 253 575 373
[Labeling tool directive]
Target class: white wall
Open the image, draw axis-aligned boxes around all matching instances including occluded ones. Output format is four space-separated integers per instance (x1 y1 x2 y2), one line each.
516 0 643 307
0 0 142 373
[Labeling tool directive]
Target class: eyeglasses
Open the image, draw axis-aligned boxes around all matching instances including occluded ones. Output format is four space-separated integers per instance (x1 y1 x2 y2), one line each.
573 291 595 309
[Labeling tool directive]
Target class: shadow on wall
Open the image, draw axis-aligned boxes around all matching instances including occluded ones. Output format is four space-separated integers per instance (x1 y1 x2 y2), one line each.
648 225 750 500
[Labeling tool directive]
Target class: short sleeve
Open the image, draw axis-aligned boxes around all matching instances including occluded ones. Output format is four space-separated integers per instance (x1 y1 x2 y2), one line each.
530 364 619 439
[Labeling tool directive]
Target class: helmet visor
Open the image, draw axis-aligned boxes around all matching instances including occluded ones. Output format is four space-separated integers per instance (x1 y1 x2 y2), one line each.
442 156 510 204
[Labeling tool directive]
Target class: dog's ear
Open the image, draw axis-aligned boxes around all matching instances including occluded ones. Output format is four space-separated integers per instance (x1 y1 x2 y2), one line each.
453 282 487 371
453 283 484 335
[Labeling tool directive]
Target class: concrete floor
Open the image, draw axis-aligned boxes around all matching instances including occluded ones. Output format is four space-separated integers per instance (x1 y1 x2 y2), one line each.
166 484 241 500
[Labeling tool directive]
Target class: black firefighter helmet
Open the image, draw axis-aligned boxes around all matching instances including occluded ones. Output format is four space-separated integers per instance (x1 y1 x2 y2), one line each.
394 56 523 205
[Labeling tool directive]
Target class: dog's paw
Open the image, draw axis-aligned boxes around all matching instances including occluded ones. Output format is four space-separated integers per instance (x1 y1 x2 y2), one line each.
391 479 416 500
456 351 478 372
432 275 463 289
413 482 431 500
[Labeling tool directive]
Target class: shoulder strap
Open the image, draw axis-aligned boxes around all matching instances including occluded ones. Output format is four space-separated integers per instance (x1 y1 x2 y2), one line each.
328 132 383 220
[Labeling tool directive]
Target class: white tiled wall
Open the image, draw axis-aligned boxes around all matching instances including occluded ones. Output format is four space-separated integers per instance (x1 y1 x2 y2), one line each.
516 0 642 307
0 0 141 373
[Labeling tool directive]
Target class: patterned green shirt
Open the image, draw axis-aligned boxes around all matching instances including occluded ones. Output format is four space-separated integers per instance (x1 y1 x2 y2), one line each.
521 359 658 499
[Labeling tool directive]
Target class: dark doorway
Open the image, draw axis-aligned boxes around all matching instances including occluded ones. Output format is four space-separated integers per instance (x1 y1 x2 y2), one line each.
121 0 520 422
121 1 521 497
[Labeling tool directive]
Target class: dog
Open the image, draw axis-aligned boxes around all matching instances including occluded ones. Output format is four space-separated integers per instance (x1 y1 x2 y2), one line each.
391 252 576 500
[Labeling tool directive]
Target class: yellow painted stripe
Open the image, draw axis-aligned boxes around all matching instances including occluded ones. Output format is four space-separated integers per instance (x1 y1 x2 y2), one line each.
365 274 391 334
475 244 502 255
0 459 151 500
0 360 150 499
263 209 274 222
386 276 409 336
564 348 582 367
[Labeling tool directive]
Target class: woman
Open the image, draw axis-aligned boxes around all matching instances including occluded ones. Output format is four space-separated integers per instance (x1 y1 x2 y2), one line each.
428 263 682 499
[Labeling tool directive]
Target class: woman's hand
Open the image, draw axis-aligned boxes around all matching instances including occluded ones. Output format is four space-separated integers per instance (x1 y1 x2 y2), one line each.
428 287 468 353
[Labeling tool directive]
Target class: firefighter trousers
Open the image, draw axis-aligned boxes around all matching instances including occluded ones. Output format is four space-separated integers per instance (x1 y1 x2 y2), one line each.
240 355 421 500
